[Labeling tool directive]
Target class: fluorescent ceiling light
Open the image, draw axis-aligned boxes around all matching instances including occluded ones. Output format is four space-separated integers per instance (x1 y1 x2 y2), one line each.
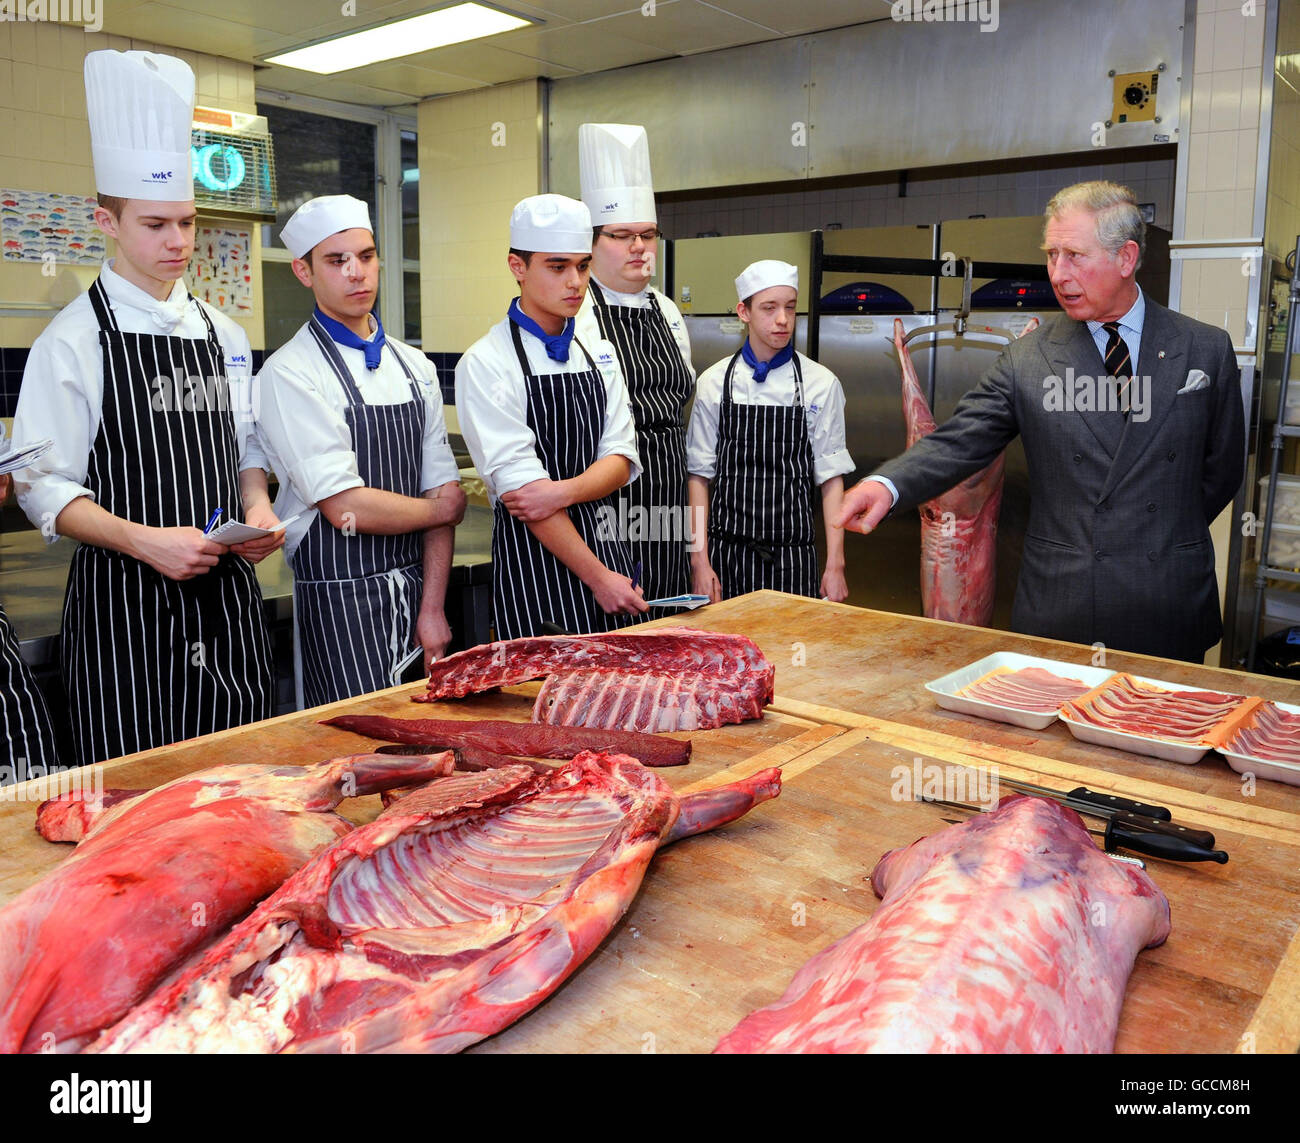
266 3 533 74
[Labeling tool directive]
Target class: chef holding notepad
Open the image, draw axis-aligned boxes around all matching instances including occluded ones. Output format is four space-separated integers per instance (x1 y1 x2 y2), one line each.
11 51 276 767
253 195 465 708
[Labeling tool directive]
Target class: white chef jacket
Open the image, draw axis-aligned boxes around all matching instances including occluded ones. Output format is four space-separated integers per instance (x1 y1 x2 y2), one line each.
686 349 855 487
13 259 266 539
574 279 695 380
455 316 641 503
253 317 461 559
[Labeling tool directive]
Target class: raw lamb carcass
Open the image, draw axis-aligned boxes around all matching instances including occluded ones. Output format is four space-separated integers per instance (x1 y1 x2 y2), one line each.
91 753 782 1054
715 794 1170 1053
413 628 775 733
0 753 455 1054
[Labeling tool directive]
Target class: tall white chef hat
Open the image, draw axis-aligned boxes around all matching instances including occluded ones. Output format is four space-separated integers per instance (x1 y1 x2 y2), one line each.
736 260 799 304
280 195 374 259
509 194 592 254
84 50 196 203
579 123 656 227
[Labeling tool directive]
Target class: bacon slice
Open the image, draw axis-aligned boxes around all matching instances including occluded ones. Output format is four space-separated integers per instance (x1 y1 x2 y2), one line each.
957 666 1093 713
1224 702 1300 765
1061 674 1251 745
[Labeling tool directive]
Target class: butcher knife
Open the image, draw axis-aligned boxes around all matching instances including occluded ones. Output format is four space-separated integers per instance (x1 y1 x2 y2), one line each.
987 781 1216 850
922 796 1229 864
996 777 1173 822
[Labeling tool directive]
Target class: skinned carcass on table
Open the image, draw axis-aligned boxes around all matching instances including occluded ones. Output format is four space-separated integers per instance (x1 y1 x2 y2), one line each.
413 628 775 733
0 753 455 1054
90 752 782 1054
896 317 1037 627
715 794 1170 1053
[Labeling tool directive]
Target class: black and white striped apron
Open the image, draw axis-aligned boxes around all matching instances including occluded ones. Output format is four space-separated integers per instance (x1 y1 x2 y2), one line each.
491 323 639 640
61 279 274 767
291 318 426 709
708 349 819 599
0 602 57 778
590 287 693 601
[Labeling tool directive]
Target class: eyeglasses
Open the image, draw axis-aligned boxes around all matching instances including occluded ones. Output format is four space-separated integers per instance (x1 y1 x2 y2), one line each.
596 227 661 244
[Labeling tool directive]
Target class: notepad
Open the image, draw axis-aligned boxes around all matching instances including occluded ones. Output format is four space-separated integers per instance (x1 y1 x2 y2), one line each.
205 512 303 544
0 438 53 476
644 594 711 610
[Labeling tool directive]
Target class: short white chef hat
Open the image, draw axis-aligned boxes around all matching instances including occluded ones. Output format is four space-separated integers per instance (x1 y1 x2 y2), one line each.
509 194 592 254
280 195 373 259
579 123 656 226
736 260 799 304
84 50 196 202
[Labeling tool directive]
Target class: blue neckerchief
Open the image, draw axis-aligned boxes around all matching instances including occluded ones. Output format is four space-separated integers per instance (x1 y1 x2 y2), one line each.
508 298 575 363
314 307 385 370
742 338 794 383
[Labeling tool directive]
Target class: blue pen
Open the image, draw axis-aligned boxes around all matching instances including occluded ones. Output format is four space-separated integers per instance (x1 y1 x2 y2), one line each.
203 508 222 535
631 560 641 591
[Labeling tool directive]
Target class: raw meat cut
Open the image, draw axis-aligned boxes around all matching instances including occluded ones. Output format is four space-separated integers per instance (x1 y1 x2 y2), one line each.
1224 701 1300 764
715 794 1170 1053
414 627 774 733
957 665 1094 713
534 667 768 732
324 713 690 768
90 753 782 1054
1061 673 1256 745
896 317 1009 627
35 788 147 843
0 752 455 1054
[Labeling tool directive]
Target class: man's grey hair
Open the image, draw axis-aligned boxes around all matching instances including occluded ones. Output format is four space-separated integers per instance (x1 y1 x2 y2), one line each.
1044 180 1145 269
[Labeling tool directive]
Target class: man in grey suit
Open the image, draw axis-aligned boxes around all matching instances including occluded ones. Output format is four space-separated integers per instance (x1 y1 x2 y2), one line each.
838 181 1245 663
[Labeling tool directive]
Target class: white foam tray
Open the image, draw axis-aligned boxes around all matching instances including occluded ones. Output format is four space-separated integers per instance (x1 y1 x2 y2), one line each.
1218 698 1300 787
925 652 1115 731
1059 673 1250 765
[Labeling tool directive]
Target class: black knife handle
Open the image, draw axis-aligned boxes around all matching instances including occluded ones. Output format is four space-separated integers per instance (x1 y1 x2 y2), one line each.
1068 786 1172 821
1111 811 1216 850
1104 818 1229 864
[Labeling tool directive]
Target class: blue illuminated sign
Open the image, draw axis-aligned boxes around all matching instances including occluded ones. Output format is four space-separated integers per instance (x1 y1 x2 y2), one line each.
190 143 247 193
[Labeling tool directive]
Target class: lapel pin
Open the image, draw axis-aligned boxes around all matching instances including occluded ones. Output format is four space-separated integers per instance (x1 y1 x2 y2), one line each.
1157 350 1166 359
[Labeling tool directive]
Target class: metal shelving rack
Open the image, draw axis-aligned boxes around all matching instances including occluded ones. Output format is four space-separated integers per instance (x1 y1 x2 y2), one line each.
1246 235 1300 672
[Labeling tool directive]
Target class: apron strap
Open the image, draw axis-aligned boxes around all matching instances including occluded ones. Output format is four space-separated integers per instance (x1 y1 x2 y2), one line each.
722 349 743 407
87 277 118 332
308 315 368 406
192 296 225 366
509 319 599 376
383 339 429 404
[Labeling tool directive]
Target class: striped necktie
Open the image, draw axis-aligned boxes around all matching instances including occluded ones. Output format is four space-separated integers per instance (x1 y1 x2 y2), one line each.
1102 321 1132 416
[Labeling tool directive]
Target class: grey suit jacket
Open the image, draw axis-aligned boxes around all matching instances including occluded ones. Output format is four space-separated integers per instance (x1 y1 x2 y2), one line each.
873 299 1245 660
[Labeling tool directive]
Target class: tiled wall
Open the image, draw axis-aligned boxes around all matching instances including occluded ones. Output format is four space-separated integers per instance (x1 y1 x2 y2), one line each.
417 80 542 355
0 19 262 416
1177 0 1268 343
658 156 1178 242
1264 0 1300 262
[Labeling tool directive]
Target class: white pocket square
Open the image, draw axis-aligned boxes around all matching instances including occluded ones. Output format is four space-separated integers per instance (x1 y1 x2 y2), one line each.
1176 369 1210 394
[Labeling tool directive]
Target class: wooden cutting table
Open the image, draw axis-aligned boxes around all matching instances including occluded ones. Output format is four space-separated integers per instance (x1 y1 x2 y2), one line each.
2 591 1298 1053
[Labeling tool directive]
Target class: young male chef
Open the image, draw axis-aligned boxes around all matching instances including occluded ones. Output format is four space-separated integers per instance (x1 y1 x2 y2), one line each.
687 260 853 602
12 50 276 767
456 194 648 640
254 195 465 708
574 123 694 602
